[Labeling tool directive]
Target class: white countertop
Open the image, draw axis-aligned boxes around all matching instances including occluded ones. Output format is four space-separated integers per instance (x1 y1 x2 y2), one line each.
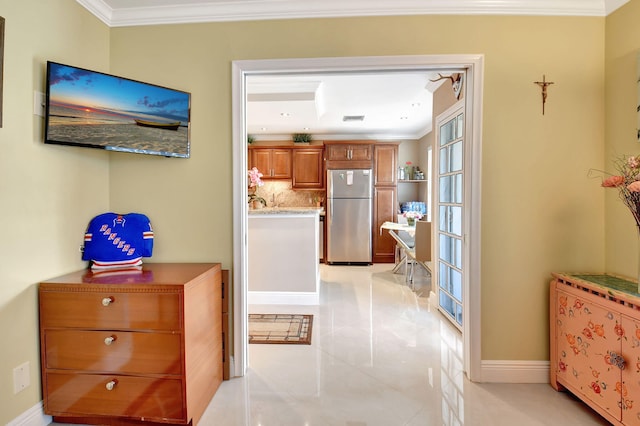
249 207 324 216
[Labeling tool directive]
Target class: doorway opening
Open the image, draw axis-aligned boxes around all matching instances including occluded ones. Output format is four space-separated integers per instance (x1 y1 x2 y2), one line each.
232 55 483 381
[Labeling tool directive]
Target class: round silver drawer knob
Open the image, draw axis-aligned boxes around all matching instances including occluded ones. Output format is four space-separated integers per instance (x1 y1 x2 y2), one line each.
104 335 116 346
105 380 117 391
101 297 114 306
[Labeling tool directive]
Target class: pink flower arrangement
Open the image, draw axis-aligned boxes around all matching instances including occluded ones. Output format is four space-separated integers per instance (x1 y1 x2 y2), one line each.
248 167 266 206
403 211 423 220
248 167 264 189
602 175 624 187
598 155 640 227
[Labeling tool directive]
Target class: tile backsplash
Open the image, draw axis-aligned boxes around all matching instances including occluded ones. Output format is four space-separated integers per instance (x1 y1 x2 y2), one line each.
256 180 325 208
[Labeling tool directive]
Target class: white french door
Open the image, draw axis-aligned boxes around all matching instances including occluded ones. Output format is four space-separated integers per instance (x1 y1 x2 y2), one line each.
434 100 465 330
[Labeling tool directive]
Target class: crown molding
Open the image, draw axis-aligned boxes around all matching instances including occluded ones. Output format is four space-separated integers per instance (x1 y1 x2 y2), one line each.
77 0 629 27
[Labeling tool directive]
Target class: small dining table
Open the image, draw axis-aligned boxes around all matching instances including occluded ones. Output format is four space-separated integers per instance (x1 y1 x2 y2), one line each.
380 221 416 274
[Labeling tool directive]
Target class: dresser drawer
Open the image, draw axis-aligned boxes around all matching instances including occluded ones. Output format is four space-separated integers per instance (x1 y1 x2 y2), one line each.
40 290 181 330
44 330 182 375
45 372 185 422
39 264 222 426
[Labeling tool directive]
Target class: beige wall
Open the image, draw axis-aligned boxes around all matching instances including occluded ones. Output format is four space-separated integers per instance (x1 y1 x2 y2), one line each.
0 1 110 423
605 0 640 277
0 3 618 422
109 15 605 363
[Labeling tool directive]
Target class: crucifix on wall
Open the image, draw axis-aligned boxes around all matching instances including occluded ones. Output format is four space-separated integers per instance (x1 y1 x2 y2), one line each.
534 75 554 115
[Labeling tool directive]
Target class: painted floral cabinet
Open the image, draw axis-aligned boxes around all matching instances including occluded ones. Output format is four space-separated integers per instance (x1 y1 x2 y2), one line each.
551 273 640 425
622 313 640 423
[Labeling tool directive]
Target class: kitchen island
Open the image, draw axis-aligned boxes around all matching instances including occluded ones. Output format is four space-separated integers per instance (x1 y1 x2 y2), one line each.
248 207 322 305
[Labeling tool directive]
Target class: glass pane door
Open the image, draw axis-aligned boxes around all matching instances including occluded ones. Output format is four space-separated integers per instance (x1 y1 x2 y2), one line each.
436 104 465 329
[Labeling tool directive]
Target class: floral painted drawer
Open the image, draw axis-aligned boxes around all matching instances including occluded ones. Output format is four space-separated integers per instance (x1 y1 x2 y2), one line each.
551 273 640 426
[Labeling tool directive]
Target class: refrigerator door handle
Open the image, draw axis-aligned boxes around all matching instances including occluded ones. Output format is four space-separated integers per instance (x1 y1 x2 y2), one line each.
328 200 332 226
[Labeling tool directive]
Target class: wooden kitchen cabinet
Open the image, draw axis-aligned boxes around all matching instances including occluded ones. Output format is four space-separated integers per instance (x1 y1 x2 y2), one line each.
249 147 292 179
39 263 223 426
292 146 324 189
324 141 373 169
373 186 397 263
374 143 397 186
550 273 640 425
373 143 398 263
326 143 371 161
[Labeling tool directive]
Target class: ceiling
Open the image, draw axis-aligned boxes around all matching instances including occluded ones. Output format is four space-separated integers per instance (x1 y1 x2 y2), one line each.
246 72 454 141
75 0 628 141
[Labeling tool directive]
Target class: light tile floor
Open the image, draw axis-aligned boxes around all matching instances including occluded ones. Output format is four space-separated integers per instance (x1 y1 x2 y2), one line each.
199 264 608 426
53 263 608 426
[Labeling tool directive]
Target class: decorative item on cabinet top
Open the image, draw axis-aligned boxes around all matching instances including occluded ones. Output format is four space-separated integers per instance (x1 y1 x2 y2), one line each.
82 212 154 271
292 133 312 144
591 153 640 290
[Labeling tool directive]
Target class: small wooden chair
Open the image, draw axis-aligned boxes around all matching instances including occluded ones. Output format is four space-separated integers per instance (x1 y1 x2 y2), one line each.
406 221 432 287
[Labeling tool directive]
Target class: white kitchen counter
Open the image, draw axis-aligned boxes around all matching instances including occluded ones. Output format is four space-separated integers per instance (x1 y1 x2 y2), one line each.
248 206 324 216
248 207 320 305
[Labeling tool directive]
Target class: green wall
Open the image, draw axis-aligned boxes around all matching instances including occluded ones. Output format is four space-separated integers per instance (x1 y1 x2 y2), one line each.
7 0 637 422
605 0 640 278
109 15 605 364
0 1 110 423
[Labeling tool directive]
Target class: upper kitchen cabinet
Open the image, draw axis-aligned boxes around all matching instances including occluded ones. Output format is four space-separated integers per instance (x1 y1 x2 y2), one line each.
373 144 398 186
249 147 292 179
292 146 325 190
325 141 373 169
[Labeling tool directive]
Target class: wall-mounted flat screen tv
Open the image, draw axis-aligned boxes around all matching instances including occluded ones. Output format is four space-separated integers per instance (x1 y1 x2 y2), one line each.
44 61 191 158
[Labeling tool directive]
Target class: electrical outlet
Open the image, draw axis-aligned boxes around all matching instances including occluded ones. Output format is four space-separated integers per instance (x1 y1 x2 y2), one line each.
13 362 30 394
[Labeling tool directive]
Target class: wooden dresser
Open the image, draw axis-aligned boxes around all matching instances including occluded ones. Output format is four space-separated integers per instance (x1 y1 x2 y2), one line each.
39 263 223 425
550 272 640 426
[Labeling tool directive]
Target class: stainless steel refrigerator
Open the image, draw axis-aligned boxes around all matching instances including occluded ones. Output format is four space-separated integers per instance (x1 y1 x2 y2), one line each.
326 169 373 264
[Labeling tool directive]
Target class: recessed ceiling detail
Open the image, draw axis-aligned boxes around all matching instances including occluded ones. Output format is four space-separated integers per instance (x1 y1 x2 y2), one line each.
247 79 325 138
245 72 439 141
248 92 316 102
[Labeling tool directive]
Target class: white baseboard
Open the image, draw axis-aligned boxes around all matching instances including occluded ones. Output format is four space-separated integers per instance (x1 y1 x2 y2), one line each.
248 291 319 305
6 401 51 426
480 360 550 383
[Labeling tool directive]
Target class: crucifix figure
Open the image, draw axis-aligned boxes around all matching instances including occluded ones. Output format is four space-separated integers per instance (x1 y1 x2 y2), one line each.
534 75 554 115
